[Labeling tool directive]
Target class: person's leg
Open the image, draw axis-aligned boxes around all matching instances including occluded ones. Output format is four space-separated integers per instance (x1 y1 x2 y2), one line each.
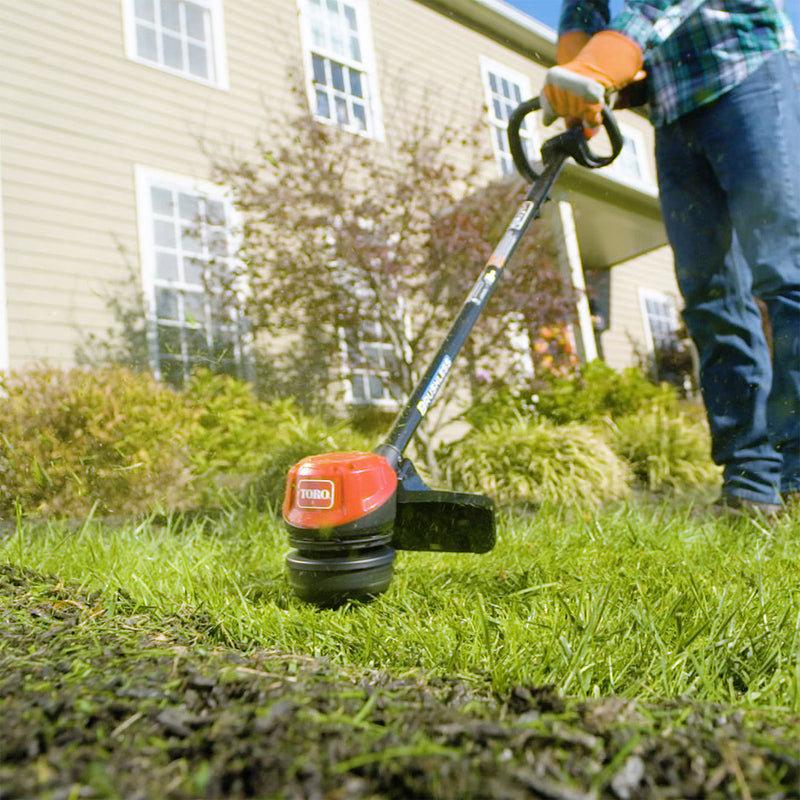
700 51 800 499
655 111 781 505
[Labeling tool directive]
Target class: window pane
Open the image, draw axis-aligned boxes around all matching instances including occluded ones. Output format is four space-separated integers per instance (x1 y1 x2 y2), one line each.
344 5 357 31
335 96 348 124
183 291 206 324
181 227 202 253
156 288 179 320
185 3 206 40
185 326 210 359
184 257 204 285
349 36 361 62
136 25 158 60
188 44 209 78
312 54 326 84
351 375 366 403
161 0 182 32
331 62 345 91
316 89 330 118
205 199 225 226
353 103 366 131
178 193 199 221
151 186 173 215
162 33 184 69
135 0 155 22
368 374 385 399
153 219 176 247
155 251 178 280
208 230 228 257
158 324 183 356
349 68 362 97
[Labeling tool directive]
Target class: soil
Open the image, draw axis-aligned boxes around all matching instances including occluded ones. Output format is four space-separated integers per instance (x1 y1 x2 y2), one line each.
2 562 799 800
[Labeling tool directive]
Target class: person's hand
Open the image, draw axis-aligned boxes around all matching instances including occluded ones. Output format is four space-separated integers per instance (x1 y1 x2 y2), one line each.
543 30 643 130
556 30 590 64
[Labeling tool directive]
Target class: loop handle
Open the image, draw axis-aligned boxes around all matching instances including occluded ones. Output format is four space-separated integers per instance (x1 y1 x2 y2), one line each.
508 96 624 182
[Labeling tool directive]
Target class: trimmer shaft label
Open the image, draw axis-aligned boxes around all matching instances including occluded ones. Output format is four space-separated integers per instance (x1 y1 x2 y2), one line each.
416 355 452 417
296 479 335 509
509 201 535 231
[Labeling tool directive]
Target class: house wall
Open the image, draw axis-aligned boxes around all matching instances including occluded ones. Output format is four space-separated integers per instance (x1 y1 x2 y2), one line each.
0 0 300 369
0 0 671 376
598 244 682 371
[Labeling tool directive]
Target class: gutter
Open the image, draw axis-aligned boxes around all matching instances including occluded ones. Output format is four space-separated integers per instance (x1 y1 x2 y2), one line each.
419 0 557 63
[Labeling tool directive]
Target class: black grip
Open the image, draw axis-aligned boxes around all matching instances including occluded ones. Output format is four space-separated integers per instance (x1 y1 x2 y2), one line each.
508 97 624 182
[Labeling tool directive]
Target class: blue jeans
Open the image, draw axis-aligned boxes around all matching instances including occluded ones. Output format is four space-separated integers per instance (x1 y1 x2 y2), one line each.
655 50 800 504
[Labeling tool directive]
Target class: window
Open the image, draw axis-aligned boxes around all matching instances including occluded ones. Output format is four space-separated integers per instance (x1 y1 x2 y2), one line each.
639 288 679 352
601 124 654 189
298 0 382 137
342 319 398 407
136 167 247 387
480 58 537 177
123 0 228 87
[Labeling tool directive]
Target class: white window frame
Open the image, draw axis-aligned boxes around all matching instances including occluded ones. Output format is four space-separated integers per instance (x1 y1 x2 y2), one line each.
600 122 655 193
122 0 229 89
134 165 247 386
296 0 384 140
639 287 679 354
480 57 538 178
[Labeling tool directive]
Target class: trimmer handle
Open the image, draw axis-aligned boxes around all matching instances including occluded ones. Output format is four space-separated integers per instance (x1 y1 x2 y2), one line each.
508 96 624 183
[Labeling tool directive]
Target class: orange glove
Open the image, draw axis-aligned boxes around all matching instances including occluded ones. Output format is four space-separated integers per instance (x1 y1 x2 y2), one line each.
555 31 591 130
543 30 644 129
556 30 591 64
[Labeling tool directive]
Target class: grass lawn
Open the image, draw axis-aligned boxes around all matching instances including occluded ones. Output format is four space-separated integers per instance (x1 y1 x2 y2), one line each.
2 497 799 797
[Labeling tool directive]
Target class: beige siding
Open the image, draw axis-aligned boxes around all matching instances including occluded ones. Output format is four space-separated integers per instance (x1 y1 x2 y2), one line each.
0 0 300 368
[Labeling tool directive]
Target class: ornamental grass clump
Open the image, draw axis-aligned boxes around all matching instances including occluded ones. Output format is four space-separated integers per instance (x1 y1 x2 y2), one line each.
610 404 721 492
437 417 631 507
0 366 198 517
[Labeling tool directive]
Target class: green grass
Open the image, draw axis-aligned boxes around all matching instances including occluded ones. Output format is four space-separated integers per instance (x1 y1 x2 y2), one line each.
2 498 799 711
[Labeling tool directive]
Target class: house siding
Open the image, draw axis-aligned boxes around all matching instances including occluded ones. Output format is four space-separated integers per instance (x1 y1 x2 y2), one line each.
0 0 673 375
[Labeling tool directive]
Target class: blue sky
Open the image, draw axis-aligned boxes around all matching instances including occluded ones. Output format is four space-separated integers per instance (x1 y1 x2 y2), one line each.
504 0 800 35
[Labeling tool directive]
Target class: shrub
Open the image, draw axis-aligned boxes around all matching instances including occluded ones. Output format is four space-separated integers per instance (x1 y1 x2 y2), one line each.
183 369 307 475
437 416 631 507
609 406 720 492
182 369 372 507
466 362 676 431
532 361 676 424
0 366 198 517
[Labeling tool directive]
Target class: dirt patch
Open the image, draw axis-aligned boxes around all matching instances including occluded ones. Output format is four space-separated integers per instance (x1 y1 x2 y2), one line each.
2 563 799 799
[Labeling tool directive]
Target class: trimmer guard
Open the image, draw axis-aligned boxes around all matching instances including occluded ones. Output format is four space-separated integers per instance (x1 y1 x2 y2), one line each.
390 456 495 553
393 488 495 553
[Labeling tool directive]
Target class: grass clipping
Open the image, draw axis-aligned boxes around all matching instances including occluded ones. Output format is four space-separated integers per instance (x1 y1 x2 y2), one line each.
439 418 631 507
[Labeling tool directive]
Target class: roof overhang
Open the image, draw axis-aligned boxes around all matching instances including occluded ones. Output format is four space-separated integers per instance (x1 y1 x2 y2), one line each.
553 163 667 269
419 0 557 62
421 0 668 267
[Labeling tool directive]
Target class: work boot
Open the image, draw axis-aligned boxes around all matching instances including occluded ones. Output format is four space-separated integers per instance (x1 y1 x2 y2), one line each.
709 492 783 520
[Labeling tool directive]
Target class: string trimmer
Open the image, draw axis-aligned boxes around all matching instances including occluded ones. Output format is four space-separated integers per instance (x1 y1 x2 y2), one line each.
283 97 622 606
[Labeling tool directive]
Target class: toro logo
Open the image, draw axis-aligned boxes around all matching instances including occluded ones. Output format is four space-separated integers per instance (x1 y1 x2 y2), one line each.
296 479 335 510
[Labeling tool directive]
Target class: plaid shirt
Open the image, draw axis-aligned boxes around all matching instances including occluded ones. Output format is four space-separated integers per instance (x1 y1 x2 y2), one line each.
558 1 798 126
